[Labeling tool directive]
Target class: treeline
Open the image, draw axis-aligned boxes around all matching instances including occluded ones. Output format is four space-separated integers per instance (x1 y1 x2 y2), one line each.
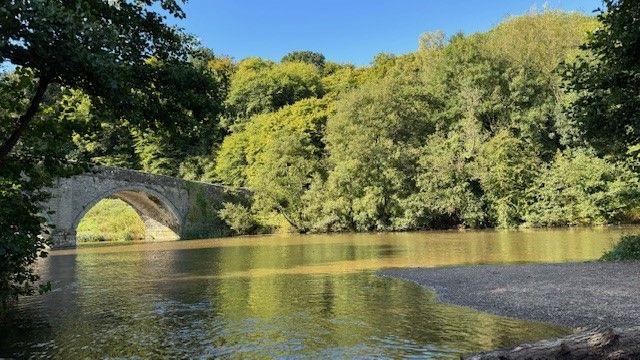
24 12 640 231
211 11 640 233
5 10 640 235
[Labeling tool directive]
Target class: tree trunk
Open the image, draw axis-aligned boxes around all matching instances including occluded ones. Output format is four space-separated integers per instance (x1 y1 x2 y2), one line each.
463 326 640 360
0 75 51 168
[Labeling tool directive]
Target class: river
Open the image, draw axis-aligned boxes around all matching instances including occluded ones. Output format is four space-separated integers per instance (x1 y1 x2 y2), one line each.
1 227 636 358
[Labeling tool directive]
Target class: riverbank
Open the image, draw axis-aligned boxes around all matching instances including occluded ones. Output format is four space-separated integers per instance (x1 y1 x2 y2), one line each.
379 262 640 328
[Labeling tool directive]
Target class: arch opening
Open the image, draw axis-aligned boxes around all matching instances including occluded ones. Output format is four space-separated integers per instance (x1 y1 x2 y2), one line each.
76 198 146 242
73 188 182 245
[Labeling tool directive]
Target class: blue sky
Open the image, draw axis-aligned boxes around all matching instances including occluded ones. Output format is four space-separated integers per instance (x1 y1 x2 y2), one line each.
171 0 603 65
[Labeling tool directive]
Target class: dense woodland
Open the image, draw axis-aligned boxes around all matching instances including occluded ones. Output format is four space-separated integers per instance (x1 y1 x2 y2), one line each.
2 0 640 309
35 12 638 234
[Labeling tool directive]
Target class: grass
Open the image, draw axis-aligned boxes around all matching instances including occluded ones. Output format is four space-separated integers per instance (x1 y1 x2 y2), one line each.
601 235 640 261
76 198 146 242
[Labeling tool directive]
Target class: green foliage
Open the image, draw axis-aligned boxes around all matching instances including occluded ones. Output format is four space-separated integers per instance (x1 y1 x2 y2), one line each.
216 98 329 231
282 50 326 70
476 131 542 228
316 78 438 231
214 130 250 187
0 0 199 146
601 235 640 261
76 199 146 242
320 65 368 100
224 59 323 129
402 132 485 230
178 156 217 182
132 129 181 176
418 31 446 51
0 163 51 314
0 72 83 314
525 151 640 227
74 50 229 178
483 11 598 76
217 203 260 235
212 10 636 234
2 1 229 177
563 0 640 157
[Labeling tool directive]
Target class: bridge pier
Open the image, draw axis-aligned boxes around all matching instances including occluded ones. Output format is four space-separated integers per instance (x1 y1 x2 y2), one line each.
50 230 77 248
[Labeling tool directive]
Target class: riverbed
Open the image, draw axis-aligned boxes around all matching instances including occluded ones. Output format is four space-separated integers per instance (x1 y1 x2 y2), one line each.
1 227 637 358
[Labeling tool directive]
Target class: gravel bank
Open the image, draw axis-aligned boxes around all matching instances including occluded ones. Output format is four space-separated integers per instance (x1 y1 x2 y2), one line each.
380 262 640 328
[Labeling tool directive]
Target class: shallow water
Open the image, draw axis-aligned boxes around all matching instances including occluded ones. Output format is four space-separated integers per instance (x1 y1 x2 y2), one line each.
2 227 636 358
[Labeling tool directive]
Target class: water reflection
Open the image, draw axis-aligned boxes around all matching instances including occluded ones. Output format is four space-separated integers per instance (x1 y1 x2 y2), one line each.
2 227 635 358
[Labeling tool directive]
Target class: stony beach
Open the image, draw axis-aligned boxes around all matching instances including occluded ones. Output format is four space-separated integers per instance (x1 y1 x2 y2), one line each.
380 262 640 328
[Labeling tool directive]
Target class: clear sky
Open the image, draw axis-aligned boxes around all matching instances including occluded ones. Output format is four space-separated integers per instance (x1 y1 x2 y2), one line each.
170 0 603 65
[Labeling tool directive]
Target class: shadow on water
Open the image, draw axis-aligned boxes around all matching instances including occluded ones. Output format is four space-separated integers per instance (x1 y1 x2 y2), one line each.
1 227 635 358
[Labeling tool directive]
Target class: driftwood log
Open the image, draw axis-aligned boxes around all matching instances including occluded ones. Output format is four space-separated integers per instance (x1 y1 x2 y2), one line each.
463 326 640 360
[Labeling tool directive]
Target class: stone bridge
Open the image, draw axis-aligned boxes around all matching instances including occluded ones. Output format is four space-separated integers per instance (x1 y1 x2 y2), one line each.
43 166 248 248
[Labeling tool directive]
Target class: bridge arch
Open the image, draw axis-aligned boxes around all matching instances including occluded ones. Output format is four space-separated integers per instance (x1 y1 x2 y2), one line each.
72 186 183 244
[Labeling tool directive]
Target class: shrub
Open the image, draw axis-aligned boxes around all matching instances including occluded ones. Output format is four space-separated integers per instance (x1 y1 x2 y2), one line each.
601 235 640 261
218 203 260 235
525 151 640 227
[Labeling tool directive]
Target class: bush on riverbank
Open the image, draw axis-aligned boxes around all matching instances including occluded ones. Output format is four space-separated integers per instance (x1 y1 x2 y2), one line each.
601 235 640 261
217 202 261 235
524 151 640 227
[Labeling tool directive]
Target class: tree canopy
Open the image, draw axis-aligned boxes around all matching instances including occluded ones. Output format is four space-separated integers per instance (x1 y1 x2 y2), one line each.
282 50 326 70
0 0 206 162
213 10 640 233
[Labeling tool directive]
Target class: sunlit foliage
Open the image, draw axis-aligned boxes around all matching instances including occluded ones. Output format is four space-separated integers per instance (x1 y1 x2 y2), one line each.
525 151 640 227
216 98 330 231
212 10 640 233
224 59 324 129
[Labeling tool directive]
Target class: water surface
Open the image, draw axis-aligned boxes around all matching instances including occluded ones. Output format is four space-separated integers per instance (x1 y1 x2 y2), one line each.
2 227 635 358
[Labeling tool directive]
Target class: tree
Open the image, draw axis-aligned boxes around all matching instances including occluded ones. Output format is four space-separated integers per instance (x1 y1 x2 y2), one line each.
402 132 485 230
69 50 230 178
0 71 81 314
483 11 597 76
224 59 323 129
1 163 51 314
563 0 640 156
0 0 198 165
214 130 250 187
418 31 446 51
0 0 209 311
475 131 541 228
281 50 326 70
319 78 438 231
216 98 329 231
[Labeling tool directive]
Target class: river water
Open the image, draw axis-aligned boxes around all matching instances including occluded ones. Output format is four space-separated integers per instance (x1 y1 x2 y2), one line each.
1 227 636 359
